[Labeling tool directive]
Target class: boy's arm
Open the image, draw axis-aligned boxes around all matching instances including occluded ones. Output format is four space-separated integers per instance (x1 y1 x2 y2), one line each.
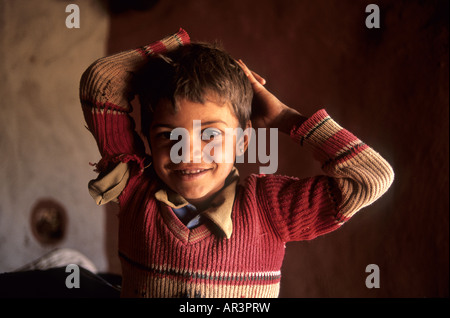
80 29 190 205
238 60 394 241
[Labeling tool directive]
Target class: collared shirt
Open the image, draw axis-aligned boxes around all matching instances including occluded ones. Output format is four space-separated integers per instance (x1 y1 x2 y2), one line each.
153 167 240 239
172 204 202 229
88 161 239 238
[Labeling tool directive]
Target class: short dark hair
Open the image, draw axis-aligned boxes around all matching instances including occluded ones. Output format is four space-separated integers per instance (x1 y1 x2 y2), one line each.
136 42 253 141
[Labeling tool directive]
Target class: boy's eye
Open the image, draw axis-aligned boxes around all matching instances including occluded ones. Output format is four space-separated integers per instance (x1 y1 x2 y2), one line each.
202 128 222 140
157 131 173 140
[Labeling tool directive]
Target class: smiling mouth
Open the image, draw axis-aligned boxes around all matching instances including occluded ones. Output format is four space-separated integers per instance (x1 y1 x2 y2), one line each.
172 168 212 179
177 169 210 175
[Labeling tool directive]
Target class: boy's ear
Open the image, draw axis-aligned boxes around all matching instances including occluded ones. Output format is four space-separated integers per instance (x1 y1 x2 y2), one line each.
146 138 152 156
239 120 252 155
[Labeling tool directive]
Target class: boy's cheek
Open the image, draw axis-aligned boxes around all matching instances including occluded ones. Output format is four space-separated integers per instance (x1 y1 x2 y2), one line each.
149 141 173 160
202 139 237 164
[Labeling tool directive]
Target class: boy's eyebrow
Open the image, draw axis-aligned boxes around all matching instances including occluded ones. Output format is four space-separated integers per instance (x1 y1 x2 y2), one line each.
151 123 175 130
151 120 228 130
201 120 228 126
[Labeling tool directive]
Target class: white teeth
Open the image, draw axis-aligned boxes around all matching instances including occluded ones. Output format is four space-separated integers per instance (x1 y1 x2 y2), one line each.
179 169 206 175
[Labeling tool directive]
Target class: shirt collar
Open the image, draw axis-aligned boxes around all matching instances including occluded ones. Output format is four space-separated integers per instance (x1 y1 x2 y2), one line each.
154 167 239 239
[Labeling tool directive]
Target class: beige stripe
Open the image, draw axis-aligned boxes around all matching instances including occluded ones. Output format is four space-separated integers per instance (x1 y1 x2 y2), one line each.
91 107 127 115
140 262 282 282
304 116 343 148
132 276 280 298
334 138 364 158
332 147 394 220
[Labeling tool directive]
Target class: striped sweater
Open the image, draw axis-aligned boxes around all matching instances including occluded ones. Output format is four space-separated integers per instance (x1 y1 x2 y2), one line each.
80 29 394 298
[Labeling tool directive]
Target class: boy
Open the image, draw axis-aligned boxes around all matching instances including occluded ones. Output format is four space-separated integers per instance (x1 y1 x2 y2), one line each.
80 29 394 298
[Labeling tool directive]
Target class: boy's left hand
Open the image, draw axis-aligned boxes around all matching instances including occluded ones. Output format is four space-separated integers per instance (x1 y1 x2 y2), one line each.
237 59 307 134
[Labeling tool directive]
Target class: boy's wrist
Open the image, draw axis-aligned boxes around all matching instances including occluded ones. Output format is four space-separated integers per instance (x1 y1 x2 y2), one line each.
272 107 308 134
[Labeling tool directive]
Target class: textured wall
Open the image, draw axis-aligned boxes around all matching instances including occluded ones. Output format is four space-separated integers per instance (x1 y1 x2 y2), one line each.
105 0 448 297
0 0 110 272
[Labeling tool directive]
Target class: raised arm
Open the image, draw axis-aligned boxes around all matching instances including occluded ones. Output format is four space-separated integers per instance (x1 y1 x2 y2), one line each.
80 29 190 204
238 60 394 242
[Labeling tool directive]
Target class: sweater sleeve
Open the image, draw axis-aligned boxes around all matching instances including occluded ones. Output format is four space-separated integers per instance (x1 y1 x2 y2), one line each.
80 28 190 204
257 109 394 242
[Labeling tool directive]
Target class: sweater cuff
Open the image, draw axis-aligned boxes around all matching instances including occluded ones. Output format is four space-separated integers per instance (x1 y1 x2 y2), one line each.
137 28 190 57
290 109 368 166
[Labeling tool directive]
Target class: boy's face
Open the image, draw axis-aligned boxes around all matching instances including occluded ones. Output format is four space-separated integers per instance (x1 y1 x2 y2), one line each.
149 96 243 206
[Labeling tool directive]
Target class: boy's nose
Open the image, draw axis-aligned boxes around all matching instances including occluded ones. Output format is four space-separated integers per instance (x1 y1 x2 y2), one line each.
189 136 202 163
190 124 202 163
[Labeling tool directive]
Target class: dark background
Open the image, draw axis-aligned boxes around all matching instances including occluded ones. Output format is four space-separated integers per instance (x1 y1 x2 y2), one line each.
100 0 448 297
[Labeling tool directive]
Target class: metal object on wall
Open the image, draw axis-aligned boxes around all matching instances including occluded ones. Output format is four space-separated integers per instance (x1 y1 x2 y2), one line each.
30 199 67 245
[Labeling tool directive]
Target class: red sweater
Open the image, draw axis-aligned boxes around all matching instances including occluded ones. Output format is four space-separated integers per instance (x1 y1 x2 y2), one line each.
80 29 394 297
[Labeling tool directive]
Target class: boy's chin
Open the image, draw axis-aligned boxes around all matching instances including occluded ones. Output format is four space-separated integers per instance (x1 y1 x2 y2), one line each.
172 184 220 204
177 189 211 201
